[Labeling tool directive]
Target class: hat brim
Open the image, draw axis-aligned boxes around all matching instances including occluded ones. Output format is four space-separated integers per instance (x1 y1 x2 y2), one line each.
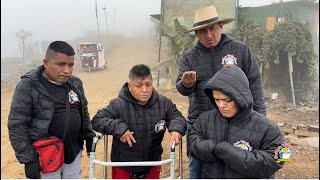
186 18 235 33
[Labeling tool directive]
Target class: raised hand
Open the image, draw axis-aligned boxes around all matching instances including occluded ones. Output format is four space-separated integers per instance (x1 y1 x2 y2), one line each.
182 71 197 88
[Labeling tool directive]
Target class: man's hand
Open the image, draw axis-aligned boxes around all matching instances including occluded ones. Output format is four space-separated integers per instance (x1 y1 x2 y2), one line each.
181 71 196 88
120 130 136 147
86 137 94 157
169 132 182 146
25 160 42 179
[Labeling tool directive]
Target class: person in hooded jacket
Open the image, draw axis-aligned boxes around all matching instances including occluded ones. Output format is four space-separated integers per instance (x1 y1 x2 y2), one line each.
188 65 285 178
91 64 187 179
176 5 266 178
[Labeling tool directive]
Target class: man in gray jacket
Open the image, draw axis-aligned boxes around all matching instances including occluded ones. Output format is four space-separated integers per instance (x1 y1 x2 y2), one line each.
91 64 186 179
176 5 266 178
188 65 284 178
8 41 95 179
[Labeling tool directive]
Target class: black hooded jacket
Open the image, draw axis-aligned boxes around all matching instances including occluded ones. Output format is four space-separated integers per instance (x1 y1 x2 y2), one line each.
91 83 187 173
8 65 96 164
176 34 266 124
188 66 284 178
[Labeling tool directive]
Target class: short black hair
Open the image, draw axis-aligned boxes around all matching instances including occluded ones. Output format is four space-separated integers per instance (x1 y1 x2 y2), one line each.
129 64 151 80
45 41 75 59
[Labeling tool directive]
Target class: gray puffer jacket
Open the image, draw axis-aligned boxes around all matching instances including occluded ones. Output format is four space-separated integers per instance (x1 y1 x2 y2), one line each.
176 34 266 124
8 65 96 164
188 66 284 178
91 83 187 173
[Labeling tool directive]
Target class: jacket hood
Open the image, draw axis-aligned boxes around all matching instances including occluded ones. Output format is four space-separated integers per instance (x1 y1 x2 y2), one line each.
195 33 233 51
204 66 253 120
119 82 159 107
21 65 45 81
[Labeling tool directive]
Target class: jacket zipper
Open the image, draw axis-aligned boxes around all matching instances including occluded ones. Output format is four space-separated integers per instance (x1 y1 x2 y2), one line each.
211 51 214 77
32 80 55 135
142 108 148 161
70 85 86 138
221 121 231 178
37 143 60 151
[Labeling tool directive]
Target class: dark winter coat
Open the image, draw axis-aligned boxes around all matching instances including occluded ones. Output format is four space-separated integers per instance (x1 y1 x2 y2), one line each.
176 34 266 124
8 65 96 164
91 83 187 173
188 66 284 178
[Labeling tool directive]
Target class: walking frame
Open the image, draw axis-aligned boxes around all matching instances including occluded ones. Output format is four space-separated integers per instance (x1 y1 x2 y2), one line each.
89 133 184 179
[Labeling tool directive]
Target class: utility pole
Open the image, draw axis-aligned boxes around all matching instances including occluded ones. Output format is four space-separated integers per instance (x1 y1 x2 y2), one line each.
157 0 164 87
16 30 31 64
95 0 101 43
102 6 109 39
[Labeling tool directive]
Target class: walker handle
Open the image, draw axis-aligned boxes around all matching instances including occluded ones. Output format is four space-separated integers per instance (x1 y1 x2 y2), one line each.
91 132 104 152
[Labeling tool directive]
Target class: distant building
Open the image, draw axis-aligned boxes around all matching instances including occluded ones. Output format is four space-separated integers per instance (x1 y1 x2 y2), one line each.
240 0 319 82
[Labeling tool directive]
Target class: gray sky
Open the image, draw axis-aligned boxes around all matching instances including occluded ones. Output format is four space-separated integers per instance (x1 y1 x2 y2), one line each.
239 0 297 7
1 0 161 57
1 0 300 58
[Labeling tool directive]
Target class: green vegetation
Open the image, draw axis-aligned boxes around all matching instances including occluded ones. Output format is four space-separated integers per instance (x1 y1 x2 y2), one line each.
161 18 196 64
161 14 317 101
231 13 317 101
263 20 317 101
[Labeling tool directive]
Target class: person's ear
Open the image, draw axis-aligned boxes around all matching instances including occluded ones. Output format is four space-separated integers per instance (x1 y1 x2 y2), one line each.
43 59 49 68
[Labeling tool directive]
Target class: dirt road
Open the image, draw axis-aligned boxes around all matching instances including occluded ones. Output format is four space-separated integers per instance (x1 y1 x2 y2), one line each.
1 37 318 179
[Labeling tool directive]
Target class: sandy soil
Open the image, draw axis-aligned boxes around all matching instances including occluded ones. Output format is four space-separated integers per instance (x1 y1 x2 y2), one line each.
1 37 319 179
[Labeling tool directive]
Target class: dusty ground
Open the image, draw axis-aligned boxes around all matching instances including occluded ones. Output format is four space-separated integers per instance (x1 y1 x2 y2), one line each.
1 37 319 179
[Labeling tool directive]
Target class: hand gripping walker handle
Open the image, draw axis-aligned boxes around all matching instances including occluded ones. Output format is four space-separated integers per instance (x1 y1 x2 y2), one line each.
91 132 104 152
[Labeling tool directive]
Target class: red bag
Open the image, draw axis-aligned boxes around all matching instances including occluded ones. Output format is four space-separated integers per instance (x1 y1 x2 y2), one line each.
32 136 64 174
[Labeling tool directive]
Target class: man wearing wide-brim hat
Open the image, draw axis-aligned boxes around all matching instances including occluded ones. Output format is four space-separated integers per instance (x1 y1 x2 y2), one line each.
175 5 266 179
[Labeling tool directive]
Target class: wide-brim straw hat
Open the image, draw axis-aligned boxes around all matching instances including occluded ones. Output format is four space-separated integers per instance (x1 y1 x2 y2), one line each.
186 5 235 33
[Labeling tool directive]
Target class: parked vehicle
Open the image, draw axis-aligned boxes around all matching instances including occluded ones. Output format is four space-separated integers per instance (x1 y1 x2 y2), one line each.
78 42 107 72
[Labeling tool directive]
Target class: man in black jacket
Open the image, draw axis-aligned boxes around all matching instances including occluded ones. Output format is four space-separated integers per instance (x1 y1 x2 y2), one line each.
176 5 266 178
188 65 284 178
8 41 95 179
91 64 187 179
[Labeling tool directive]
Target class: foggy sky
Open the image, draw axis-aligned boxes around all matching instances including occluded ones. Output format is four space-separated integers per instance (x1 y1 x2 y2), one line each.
1 0 299 58
1 0 161 58
239 0 297 7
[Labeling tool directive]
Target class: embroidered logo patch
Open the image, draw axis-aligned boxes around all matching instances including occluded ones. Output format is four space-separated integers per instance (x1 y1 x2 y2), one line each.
233 140 252 151
222 54 237 66
69 90 80 104
154 120 166 133
274 143 296 163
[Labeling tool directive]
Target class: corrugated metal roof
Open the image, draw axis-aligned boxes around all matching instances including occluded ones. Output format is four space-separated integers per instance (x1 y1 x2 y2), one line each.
150 14 161 21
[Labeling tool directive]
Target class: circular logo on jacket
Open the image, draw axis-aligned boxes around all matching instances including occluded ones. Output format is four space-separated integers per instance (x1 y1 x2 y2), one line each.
222 54 237 66
274 143 296 163
69 90 80 104
233 140 252 151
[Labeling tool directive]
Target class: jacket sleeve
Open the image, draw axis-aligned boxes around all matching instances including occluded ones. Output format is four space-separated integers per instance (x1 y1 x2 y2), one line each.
78 80 96 140
242 45 266 116
165 98 187 136
91 100 128 139
8 79 38 164
214 124 285 178
187 113 218 162
176 52 195 96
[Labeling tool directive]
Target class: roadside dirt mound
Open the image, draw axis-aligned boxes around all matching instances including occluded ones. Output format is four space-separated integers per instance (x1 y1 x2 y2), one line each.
1 37 318 179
